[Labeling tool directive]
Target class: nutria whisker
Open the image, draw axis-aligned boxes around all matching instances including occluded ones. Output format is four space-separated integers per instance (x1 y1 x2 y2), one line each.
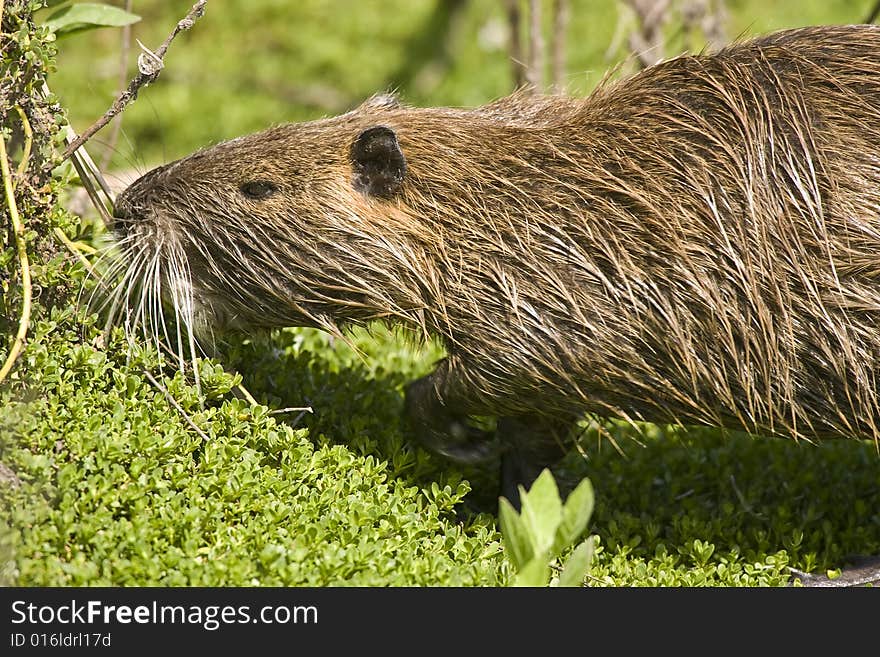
96 239 145 339
80 240 127 324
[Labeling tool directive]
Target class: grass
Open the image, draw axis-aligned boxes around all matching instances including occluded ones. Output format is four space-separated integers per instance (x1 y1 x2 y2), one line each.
2 0 879 587
48 0 873 165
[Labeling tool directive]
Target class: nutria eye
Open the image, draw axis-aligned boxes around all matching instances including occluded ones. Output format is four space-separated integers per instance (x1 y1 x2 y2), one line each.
240 180 278 200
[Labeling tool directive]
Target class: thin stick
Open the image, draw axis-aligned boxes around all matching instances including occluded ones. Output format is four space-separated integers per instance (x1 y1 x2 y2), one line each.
551 0 569 91
60 0 208 162
143 369 211 442
56 113 115 201
526 0 544 90
866 0 880 24
0 108 33 384
101 0 134 171
269 406 314 415
13 106 31 182
505 0 526 89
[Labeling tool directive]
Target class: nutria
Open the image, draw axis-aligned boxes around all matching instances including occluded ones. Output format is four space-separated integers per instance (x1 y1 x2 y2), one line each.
111 24 880 506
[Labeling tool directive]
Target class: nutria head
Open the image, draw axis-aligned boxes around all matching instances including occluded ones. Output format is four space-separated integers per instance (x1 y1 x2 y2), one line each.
111 94 421 336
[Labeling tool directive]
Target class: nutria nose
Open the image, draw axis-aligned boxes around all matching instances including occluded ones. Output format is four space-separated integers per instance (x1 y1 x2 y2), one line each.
110 190 137 233
112 195 132 220
110 164 170 232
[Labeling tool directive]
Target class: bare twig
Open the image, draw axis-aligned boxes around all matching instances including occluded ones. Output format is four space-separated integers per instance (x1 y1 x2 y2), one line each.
866 0 880 24
269 406 314 415
53 226 97 278
12 106 31 183
625 0 671 69
142 369 211 442
270 405 315 430
0 107 33 384
551 0 569 91
505 0 527 88
59 0 208 162
526 0 544 89
100 0 134 171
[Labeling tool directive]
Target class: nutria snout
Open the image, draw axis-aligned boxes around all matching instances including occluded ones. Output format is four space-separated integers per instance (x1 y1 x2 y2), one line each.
111 24 880 505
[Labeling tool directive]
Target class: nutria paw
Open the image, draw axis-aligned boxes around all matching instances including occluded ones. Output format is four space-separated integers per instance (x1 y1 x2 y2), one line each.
404 365 500 464
497 415 573 509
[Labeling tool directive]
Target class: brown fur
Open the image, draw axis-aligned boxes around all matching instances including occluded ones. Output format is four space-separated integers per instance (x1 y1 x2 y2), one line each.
112 25 880 502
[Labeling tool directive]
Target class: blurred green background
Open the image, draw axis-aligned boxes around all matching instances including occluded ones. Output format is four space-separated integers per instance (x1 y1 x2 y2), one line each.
46 0 873 169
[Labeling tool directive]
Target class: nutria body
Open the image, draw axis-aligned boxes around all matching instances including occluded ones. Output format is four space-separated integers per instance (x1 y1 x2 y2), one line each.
113 24 880 503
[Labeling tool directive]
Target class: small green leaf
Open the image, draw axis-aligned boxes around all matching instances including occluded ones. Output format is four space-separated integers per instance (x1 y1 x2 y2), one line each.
557 537 595 587
44 3 141 37
498 496 534 571
512 555 551 587
552 477 595 555
519 469 563 555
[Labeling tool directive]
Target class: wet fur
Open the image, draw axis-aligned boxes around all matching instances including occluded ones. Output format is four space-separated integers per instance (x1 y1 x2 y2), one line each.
112 25 880 503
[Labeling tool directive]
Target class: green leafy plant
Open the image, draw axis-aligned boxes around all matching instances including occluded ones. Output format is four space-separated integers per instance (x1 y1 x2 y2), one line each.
41 1 140 38
499 469 596 587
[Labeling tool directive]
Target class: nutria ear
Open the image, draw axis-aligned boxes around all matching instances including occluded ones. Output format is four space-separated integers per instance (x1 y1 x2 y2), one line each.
350 126 407 199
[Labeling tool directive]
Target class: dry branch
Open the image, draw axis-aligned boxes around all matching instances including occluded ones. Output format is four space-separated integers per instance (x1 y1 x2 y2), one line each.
551 0 569 90
526 0 545 89
59 0 208 163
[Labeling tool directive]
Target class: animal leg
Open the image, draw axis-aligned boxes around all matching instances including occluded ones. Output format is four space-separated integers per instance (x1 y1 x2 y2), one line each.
497 414 574 509
404 358 500 464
